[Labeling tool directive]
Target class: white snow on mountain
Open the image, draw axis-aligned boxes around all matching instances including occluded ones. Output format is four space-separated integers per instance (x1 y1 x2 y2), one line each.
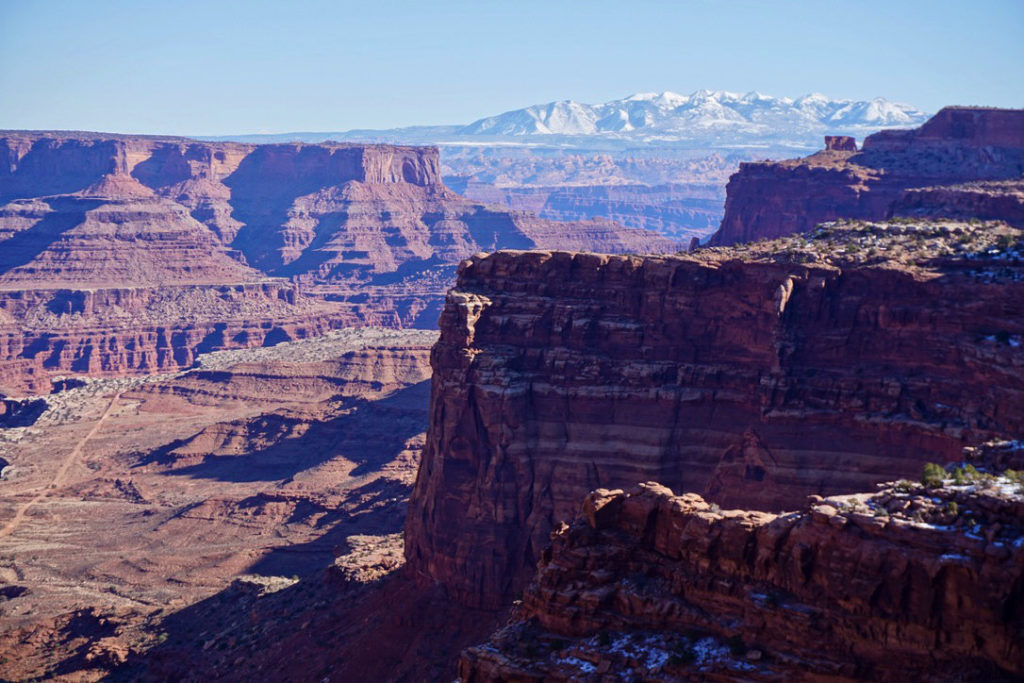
457 90 929 143
204 90 929 151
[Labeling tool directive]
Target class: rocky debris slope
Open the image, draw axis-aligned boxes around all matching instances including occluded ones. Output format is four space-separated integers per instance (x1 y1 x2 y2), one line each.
460 473 1024 681
710 107 1024 245
405 220 1024 610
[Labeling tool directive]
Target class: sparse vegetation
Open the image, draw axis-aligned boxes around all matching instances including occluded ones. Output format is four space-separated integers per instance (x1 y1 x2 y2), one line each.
705 218 1024 274
921 462 946 488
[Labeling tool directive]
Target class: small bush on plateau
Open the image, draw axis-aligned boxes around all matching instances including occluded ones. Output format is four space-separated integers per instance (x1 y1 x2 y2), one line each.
921 463 946 488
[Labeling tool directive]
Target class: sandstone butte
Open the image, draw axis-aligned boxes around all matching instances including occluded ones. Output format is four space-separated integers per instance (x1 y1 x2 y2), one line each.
405 218 1024 616
709 106 1024 245
0 132 674 395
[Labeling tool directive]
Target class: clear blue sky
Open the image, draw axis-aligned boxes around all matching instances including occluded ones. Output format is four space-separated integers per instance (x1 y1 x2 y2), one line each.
1 0 1021 136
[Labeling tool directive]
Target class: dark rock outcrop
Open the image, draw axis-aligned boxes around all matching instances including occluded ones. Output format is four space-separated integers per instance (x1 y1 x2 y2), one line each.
0 396 47 427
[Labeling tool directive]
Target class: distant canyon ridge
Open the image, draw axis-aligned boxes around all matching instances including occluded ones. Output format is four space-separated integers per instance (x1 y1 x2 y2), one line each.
205 90 932 242
0 133 670 395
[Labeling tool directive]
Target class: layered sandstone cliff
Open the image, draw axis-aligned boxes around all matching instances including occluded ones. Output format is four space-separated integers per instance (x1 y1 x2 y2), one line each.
893 179 1024 227
0 133 674 291
0 281 343 395
405 220 1024 609
461 477 1024 680
0 132 672 393
710 107 1024 245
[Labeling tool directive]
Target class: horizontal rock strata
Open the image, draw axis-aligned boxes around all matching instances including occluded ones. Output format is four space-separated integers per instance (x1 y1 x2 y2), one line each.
406 229 1024 608
460 481 1024 680
0 132 673 391
0 282 346 395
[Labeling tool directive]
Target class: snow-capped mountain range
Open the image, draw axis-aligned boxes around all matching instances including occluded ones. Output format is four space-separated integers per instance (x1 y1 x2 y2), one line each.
207 90 929 150
461 90 927 139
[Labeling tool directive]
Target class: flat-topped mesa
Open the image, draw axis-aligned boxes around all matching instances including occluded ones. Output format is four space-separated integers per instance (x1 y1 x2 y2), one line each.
0 132 673 392
710 106 1024 245
0 133 443 199
460 480 1024 680
0 134 448 288
865 105 1024 151
0 131 672 317
404 229 1024 609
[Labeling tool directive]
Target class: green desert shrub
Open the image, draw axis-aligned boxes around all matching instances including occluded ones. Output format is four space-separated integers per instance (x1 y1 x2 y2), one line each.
921 463 946 488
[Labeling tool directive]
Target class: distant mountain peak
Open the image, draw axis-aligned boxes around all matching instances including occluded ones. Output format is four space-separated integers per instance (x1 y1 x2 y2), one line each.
205 89 931 151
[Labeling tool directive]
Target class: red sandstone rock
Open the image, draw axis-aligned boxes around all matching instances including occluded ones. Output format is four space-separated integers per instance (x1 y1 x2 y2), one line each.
824 135 857 151
405 234 1024 610
461 481 1024 680
893 179 1024 227
0 282 345 395
710 107 1024 245
0 132 674 393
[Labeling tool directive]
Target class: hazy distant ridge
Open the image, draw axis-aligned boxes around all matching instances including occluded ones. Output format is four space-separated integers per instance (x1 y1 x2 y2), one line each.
205 90 929 150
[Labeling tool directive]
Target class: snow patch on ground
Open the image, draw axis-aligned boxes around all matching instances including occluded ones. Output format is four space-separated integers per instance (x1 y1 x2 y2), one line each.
557 656 596 674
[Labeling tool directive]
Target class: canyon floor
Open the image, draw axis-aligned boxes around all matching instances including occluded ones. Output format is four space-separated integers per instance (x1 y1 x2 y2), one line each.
0 328 473 681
